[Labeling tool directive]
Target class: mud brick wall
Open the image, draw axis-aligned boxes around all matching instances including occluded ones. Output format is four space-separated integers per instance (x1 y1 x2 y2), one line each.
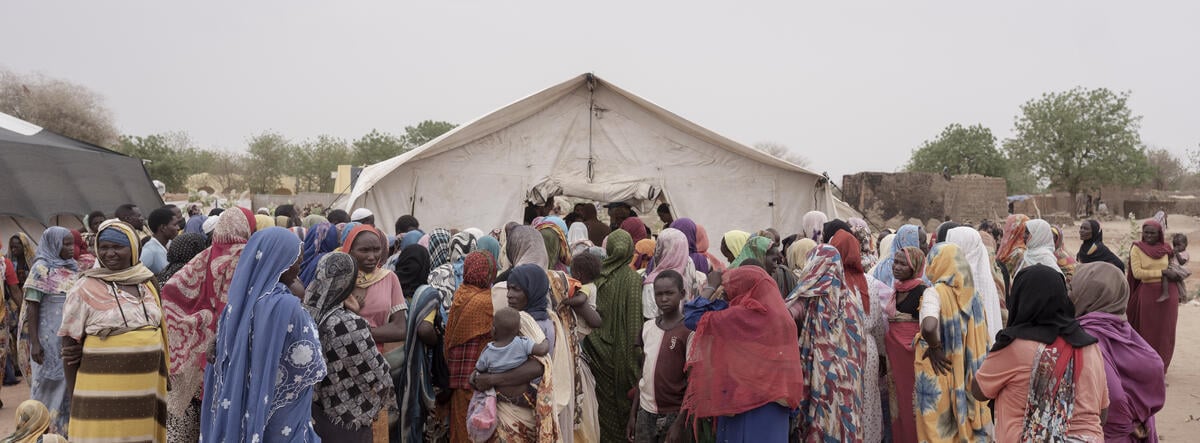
842 172 1007 226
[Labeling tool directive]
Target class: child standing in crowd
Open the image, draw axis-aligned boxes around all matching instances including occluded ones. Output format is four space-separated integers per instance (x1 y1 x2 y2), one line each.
1165 233 1190 302
628 270 690 443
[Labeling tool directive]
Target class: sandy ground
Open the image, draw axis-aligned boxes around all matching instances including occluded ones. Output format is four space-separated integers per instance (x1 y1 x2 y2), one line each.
0 217 1197 438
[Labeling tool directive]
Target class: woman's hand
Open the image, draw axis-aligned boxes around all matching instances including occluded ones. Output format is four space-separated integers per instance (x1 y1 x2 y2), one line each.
30 340 44 365
561 293 586 307
470 371 495 392
60 340 82 367
924 344 951 375
1133 422 1149 440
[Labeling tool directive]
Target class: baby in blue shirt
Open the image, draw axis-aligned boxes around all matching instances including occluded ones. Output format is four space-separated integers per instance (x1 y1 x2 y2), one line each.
476 307 550 379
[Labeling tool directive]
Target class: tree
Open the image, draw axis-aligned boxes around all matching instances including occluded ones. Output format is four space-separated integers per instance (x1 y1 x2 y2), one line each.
401 120 457 148
905 123 1007 178
115 133 193 192
294 135 352 193
0 68 120 147
753 142 811 168
352 129 406 166
1003 87 1151 215
1145 148 1187 191
245 132 292 193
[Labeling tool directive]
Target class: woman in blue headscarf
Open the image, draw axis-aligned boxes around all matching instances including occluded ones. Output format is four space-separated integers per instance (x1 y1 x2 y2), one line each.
201 227 327 442
299 222 340 285
19 227 77 429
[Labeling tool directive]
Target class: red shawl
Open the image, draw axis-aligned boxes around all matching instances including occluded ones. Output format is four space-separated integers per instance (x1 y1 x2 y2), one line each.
831 230 871 315
1133 220 1173 260
161 207 253 414
683 266 803 417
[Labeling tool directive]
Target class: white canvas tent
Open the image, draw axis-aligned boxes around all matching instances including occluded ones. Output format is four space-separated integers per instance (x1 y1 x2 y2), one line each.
348 73 841 253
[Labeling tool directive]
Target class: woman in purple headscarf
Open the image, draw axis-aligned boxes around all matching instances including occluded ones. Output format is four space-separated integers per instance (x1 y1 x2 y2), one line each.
1071 262 1165 443
669 218 711 274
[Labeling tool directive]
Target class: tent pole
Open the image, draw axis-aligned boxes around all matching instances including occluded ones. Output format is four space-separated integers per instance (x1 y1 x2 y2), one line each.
586 74 595 183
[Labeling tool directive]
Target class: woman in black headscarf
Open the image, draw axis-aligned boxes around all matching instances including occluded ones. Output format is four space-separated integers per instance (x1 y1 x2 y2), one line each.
155 233 208 286
393 244 432 302
971 264 1106 442
820 219 854 244
1076 219 1124 272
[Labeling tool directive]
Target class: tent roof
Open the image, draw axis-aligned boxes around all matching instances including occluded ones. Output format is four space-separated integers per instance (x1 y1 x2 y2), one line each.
350 73 826 205
0 112 163 223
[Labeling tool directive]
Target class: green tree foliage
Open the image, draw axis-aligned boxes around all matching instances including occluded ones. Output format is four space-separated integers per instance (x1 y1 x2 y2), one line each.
245 131 292 193
0 68 120 147
294 135 352 192
1003 87 1150 210
906 124 1007 178
401 120 457 148
115 133 193 192
1145 148 1187 191
352 129 406 166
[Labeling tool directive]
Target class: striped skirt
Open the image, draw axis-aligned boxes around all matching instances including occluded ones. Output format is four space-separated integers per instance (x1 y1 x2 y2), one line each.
68 328 168 443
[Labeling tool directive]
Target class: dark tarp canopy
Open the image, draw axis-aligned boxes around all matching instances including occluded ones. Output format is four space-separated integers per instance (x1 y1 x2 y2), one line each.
0 112 162 225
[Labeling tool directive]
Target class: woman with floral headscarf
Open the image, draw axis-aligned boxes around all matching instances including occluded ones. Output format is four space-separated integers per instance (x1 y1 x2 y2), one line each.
914 243 992 443
62 221 169 441
305 252 393 443
445 251 499 443
849 218 878 270
201 228 326 442
1051 226 1078 282
536 219 571 273
430 231 478 312
154 232 207 287
19 227 77 431
787 244 866 441
997 214 1030 279
883 246 927 443
69 229 95 271
160 207 254 441
829 228 886 442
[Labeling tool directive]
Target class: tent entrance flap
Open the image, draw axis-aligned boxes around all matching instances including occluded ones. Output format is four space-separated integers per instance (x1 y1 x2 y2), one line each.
527 178 662 214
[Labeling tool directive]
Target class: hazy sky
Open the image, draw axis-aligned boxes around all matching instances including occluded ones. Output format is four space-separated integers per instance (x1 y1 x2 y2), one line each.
5 2 1199 184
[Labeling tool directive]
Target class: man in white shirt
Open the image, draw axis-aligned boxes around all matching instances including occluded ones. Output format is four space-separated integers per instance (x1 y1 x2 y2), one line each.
141 207 180 274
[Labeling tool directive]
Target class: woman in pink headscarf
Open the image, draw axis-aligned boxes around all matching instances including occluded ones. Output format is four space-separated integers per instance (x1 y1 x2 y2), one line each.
641 229 702 319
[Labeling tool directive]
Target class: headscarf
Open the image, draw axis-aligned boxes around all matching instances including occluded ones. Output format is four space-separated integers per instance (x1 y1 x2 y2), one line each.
430 231 477 311
298 222 340 285
620 217 648 244
304 252 393 430
394 245 431 300
337 222 361 245
31 227 77 273
507 263 550 321
821 219 853 244
786 245 866 439
1019 219 1062 275
535 221 570 271
505 226 548 271
302 214 327 229
1050 226 1077 276
993 264 1096 352
340 225 390 289
69 228 94 270
730 236 771 268
871 224 923 286
632 238 656 271
582 229 642 438
399 230 424 251
830 230 870 315
81 220 154 286
721 230 751 259
876 234 896 265
156 232 208 285
644 228 691 286
694 223 725 272
202 227 322 441
3 399 53 443
801 211 828 241
670 218 712 273
946 226 1004 342
935 221 960 243
1153 211 1167 229
1132 220 1172 260
915 243 993 441
1076 220 1124 271
1069 262 1130 319
161 206 253 415
567 222 593 256
848 218 876 267
8 232 36 269
684 266 803 418
997 214 1030 269
475 235 500 263
894 246 926 293
253 214 275 230
787 238 817 273
427 228 453 269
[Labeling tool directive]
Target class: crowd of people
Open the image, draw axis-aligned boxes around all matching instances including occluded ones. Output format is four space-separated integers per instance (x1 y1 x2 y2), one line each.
0 199 1187 442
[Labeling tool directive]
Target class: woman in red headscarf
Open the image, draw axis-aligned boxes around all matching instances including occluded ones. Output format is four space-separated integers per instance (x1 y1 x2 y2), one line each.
682 266 803 442
828 228 886 442
1126 219 1181 371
